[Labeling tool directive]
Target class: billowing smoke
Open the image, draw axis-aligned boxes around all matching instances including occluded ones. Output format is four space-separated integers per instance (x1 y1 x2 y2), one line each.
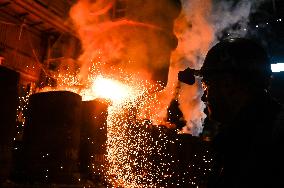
68 0 268 136
211 0 268 39
69 0 180 88
167 0 213 136
169 0 268 135
68 0 184 126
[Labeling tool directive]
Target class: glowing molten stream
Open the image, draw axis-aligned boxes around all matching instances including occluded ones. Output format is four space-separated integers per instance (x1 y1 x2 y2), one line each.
91 76 136 103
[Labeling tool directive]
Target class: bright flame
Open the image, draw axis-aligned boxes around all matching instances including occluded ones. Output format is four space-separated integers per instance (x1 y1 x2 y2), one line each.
91 76 135 103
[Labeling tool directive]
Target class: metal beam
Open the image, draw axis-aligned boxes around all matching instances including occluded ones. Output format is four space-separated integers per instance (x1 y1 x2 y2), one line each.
11 0 76 35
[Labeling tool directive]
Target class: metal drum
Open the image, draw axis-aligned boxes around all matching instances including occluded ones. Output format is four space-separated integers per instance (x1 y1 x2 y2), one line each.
80 99 108 181
0 66 19 183
21 91 82 184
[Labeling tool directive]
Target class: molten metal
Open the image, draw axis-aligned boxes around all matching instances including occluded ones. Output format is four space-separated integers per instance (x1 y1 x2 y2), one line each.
91 76 138 104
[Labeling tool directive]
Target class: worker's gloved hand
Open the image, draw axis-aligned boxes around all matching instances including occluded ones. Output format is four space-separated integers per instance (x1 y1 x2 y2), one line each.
178 67 196 85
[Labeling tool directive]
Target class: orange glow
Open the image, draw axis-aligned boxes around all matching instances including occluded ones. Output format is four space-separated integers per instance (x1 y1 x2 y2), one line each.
25 0 215 186
91 76 135 103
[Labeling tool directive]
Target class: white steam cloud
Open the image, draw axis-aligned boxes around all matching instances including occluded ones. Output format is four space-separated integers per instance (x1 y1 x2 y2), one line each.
211 0 268 39
172 0 268 136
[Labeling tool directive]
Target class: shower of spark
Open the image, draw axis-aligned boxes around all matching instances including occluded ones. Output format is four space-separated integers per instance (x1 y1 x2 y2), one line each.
100 77 176 187
35 59 176 187
16 88 33 127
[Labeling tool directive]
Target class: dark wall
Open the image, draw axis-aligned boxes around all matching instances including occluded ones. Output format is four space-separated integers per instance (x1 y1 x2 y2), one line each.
0 66 19 183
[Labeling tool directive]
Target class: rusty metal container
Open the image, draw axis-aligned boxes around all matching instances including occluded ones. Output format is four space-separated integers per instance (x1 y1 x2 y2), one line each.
21 91 82 184
0 66 19 183
79 99 108 181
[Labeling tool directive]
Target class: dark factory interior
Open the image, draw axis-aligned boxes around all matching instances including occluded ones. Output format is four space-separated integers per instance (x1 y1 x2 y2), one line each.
0 0 284 187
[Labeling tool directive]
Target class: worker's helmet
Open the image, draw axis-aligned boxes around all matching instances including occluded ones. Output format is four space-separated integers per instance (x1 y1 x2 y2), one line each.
201 38 271 89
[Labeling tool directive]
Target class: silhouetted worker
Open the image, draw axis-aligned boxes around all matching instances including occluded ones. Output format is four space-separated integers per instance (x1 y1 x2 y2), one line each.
179 38 284 188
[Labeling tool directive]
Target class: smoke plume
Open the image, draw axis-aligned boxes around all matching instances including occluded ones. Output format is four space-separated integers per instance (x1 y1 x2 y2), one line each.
211 0 268 40
168 0 213 135
68 0 268 136
169 0 268 135
69 0 179 89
